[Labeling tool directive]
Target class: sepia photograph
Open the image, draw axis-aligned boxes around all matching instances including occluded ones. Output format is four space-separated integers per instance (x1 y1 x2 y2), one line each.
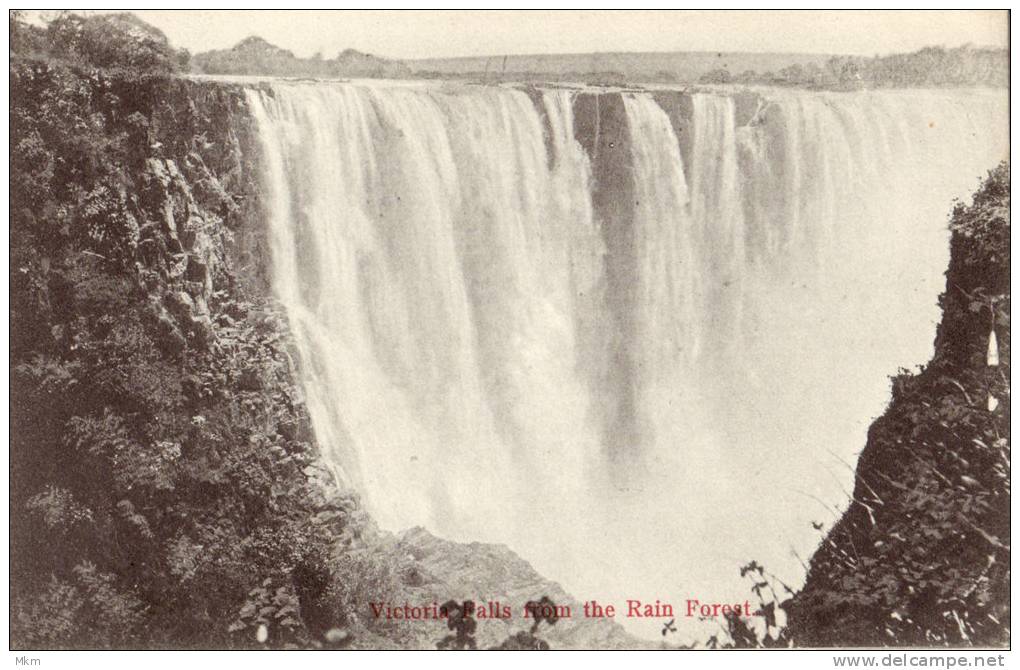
7 8 1011 658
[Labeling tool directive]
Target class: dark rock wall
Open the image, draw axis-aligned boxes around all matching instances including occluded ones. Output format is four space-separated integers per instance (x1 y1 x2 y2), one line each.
571 92 641 468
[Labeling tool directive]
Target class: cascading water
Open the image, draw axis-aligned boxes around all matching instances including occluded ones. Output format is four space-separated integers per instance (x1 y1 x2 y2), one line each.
247 80 1006 639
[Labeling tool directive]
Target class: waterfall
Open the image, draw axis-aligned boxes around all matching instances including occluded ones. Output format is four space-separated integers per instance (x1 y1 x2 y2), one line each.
247 81 1006 639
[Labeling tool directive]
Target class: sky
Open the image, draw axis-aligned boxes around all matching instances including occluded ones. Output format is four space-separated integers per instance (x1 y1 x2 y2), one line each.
32 10 1009 61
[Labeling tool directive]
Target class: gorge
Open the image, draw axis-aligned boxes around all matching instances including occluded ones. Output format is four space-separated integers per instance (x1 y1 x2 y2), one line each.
244 80 1007 639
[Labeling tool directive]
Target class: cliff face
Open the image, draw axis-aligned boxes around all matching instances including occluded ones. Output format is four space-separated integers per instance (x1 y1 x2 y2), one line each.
785 164 1010 647
566 88 762 469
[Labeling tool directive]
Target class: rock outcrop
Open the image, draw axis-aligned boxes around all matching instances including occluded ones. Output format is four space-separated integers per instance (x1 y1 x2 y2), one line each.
358 527 648 649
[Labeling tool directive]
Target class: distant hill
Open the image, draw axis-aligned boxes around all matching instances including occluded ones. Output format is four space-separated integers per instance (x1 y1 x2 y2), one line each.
192 36 411 79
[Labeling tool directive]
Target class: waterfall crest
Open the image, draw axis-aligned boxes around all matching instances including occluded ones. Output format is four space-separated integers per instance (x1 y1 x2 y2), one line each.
247 81 1006 638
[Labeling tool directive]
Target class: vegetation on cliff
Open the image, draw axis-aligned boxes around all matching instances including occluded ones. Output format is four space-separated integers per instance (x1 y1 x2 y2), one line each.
9 12 398 649
785 163 1010 647
10 11 189 73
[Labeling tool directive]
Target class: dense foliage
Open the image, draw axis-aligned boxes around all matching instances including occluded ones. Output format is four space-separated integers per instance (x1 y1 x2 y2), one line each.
9 12 395 649
11 11 189 73
785 163 1010 647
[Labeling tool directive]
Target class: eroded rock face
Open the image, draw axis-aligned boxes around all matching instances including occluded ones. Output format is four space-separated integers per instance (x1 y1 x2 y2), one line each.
571 91 641 468
133 83 264 350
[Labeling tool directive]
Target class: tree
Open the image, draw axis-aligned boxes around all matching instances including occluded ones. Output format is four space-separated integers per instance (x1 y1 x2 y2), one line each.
700 67 732 84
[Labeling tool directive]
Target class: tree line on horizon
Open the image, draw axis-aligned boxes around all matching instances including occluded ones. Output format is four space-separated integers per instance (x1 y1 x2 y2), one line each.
698 45 1007 89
